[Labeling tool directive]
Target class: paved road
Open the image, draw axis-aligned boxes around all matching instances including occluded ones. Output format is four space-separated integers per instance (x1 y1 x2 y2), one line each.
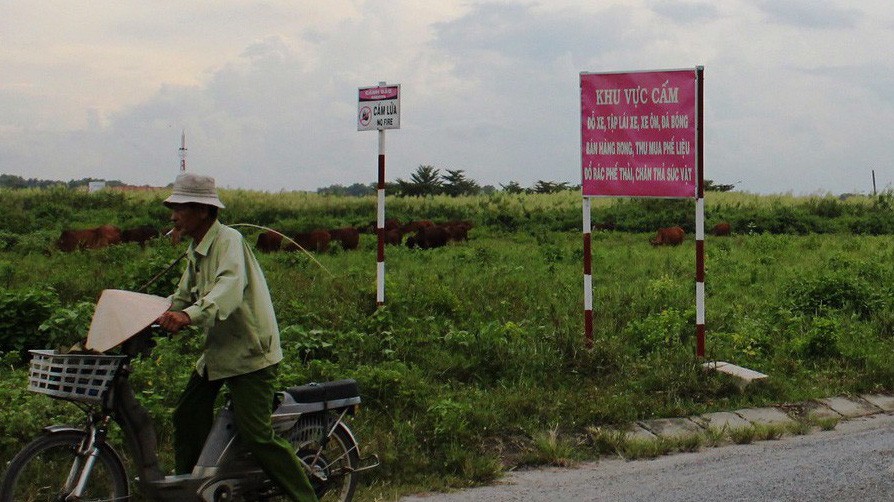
400 413 894 502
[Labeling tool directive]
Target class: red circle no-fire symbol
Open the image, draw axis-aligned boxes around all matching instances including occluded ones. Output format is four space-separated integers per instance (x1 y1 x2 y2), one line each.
359 106 371 126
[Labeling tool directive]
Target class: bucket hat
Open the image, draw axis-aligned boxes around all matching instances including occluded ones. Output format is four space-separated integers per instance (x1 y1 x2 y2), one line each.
86 289 172 353
163 172 225 208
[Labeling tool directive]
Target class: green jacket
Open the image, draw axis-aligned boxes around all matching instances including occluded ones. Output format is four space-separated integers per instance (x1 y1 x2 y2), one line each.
170 220 283 380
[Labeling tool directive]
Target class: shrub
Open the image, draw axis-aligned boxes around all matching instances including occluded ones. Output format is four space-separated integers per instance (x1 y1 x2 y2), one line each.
624 308 692 355
0 288 61 355
785 270 883 319
37 300 95 350
790 316 842 360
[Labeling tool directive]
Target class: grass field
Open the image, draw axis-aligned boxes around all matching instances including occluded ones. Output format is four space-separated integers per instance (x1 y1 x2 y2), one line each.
1 188 894 499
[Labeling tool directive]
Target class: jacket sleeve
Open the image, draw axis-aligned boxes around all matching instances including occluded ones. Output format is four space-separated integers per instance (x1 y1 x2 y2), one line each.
168 261 194 311
182 236 247 328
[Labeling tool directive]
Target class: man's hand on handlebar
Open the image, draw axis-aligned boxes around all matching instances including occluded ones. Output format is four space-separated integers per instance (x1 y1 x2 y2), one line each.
156 311 191 334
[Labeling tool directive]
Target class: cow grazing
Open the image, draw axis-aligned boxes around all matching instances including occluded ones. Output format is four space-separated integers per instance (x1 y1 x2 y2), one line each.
443 220 473 242
256 231 283 253
362 219 401 233
121 225 159 247
407 225 450 249
650 226 685 246
383 228 404 246
286 230 331 252
329 227 360 250
58 225 123 252
711 222 732 236
401 220 434 234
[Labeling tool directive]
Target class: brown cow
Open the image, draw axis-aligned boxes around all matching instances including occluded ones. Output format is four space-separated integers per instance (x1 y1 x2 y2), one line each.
650 226 685 246
58 225 123 252
711 222 732 236
362 219 401 233
401 220 434 234
256 231 283 253
383 228 404 246
329 227 360 250
121 225 159 247
443 220 473 242
286 230 331 252
407 225 450 249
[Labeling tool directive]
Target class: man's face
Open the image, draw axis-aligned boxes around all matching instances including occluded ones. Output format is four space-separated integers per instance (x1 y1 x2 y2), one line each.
169 203 209 239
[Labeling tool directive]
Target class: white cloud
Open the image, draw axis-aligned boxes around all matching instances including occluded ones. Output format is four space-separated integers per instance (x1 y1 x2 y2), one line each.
0 0 892 194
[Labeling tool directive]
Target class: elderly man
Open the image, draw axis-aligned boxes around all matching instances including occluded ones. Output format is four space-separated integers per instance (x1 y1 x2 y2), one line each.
156 172 317 502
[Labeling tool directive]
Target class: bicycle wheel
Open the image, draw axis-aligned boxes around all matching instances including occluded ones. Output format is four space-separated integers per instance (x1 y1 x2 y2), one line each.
0 430 130 502
286 416 360 502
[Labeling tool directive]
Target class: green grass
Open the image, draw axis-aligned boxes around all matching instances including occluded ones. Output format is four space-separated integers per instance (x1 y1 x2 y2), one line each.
1 188 894 499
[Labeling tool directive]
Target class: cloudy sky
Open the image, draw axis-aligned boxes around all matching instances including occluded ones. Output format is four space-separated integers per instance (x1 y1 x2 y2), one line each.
1 1 891 194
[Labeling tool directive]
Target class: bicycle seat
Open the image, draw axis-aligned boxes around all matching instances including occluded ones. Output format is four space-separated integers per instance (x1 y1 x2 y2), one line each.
285 379 359 403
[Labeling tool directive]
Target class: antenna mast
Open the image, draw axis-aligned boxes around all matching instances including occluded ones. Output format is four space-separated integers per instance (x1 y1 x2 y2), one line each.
179 130 187 172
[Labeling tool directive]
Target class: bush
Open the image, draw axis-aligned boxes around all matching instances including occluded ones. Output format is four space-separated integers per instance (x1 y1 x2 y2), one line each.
37 300 96 350
785 270 883 319
791 316 842 360
0 288 61 356
624 308 693 355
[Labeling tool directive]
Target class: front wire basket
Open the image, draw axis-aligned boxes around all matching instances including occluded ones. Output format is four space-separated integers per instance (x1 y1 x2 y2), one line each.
27 349 126 404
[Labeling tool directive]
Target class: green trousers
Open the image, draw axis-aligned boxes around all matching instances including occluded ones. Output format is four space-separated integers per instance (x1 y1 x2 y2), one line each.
173 365 318 502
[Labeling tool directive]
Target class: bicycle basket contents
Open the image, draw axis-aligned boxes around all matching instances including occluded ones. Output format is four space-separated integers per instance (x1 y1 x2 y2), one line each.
27 289 171 404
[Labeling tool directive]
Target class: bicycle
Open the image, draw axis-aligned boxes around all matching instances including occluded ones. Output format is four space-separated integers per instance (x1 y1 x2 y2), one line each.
0 330 378 501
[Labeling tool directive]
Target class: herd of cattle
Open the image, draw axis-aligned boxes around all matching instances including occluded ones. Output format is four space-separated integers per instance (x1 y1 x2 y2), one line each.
57 224 168 252
54 219 476 253
54 220 731 252
254 219 474 253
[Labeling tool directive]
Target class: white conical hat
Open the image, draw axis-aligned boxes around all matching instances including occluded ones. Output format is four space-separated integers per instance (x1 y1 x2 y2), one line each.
85 289 171 353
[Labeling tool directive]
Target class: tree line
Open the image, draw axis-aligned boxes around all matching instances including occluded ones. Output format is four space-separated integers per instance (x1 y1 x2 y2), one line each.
0 174 129 190
1 168 736 197
317 165 582 197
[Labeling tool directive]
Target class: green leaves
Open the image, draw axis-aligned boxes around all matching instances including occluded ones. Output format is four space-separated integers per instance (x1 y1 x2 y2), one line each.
0 288 61 355
37 300 95 350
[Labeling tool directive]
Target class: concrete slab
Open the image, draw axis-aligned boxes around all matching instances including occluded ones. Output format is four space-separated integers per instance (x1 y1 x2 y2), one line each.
638 418 704 439
801 400 842 420
622 424 657 441
817 396 880 418
735 407 795 425
861 394 894 413
703 361 769 389
695 411 752 431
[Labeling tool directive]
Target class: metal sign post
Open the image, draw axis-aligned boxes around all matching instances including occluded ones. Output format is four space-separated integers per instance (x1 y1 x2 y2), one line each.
358 82 401 306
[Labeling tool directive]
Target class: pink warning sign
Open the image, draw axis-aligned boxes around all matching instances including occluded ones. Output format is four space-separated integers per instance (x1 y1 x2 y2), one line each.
581 69 697 198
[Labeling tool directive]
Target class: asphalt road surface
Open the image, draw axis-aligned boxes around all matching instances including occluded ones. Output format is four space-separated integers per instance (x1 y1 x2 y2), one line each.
400 413 894 502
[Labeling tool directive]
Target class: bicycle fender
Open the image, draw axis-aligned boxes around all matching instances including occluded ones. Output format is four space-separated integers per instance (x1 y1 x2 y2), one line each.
42 425 84 435
333 421 361 456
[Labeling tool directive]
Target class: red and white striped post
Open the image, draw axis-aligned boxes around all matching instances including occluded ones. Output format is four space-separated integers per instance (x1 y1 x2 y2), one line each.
358 81 400 307
583 197 593 348
695 66 706 357
376 128 386 306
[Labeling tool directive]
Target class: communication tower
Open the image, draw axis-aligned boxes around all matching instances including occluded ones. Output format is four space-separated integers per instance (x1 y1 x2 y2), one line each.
179 130 187 172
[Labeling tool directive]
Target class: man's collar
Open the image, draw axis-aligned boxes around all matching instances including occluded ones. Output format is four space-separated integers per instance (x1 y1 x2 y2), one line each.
191 220 222 257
